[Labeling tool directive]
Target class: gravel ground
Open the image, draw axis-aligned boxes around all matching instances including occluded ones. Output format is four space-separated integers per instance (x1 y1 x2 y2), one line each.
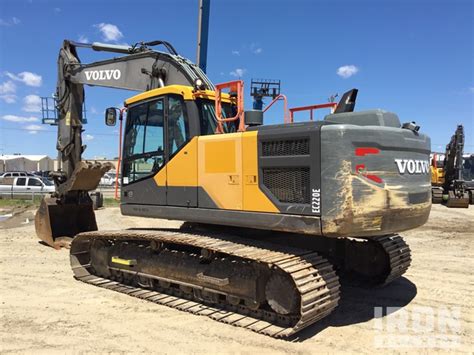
0 204 472 354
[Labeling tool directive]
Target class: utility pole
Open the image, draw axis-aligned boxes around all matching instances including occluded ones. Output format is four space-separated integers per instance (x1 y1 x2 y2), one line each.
196 0 210 73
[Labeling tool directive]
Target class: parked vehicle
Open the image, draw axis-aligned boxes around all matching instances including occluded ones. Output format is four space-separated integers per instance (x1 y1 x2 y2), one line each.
0 176 55 198
99 173 114 186
32 171 52 178
0 171 35 178
99 172 122 186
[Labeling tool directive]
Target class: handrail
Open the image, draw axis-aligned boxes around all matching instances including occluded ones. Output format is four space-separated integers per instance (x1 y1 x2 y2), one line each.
263 94 290 123
289 102 337 123
214 80 245 133
114 107 127 201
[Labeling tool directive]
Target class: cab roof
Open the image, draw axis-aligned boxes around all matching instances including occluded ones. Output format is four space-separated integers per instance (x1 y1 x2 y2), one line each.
125 85 232 106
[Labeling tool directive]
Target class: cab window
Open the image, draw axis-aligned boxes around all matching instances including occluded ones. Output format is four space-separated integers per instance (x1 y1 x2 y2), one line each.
196 99 238 135
123 99 165 184
168 96 188 156
17 178 26 186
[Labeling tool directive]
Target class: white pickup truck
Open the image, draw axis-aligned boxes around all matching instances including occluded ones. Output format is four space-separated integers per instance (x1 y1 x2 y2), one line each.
0 176 55 198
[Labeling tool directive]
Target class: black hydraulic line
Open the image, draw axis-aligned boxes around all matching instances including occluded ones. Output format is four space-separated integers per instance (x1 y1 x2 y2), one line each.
142 40 179 55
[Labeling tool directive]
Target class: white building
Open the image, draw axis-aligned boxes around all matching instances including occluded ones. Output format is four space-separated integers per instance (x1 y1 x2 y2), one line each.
0 155 54 172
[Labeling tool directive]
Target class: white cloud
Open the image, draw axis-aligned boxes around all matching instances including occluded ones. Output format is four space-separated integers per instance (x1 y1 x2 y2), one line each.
2 114 38 122
90 106 98 114
84 134 94 141
231 50 240 56
54 7 61 13
469 87 474 94
78 34 89 43
0 17 20 26
22 95 42 112
6 71 42 87
249 43 263 55
94 23 123 42
0 95 17 103
229 68 246 78
0 80 16 94
25 124 44 134
337 65 359 79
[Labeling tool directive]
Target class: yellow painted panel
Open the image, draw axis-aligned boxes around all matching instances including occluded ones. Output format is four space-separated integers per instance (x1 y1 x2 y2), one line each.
154 164 167 186
242 132 279 213
153 138 198 187
125 85 232 106
167 137 198 186
198 133 242 210
205 140 236 173
126 85 194 106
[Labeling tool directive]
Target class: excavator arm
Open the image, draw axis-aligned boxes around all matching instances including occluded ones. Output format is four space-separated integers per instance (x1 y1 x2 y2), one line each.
441 125 470 207
36 39 213 247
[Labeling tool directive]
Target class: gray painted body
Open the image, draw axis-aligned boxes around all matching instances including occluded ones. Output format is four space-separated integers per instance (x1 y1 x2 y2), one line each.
320 111 431 237
121 203 322 235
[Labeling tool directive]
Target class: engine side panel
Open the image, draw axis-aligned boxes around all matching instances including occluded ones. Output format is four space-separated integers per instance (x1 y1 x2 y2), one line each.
320 124 432 237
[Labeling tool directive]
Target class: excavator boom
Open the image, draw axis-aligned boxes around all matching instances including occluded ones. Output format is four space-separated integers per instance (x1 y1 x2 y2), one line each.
36 39 212 247
441 125 470 207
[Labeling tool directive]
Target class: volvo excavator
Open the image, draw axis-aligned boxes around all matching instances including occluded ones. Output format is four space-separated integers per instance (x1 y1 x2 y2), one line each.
35 39 432 338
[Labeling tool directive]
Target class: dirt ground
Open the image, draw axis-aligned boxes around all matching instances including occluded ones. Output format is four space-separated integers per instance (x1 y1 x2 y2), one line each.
0 204 472 354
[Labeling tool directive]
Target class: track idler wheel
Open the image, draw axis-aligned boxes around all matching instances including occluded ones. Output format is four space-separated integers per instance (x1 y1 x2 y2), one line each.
265 273 299 315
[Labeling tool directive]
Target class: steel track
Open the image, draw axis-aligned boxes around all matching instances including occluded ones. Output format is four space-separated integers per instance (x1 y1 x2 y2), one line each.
372 235 411 286
70 229 341 338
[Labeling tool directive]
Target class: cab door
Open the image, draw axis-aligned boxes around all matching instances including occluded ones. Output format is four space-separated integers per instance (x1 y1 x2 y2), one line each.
121 97 167 205
164 95 197 207
14 177 28 198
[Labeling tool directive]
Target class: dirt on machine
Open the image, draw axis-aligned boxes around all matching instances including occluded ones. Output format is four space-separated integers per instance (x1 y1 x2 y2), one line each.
35 38 431 337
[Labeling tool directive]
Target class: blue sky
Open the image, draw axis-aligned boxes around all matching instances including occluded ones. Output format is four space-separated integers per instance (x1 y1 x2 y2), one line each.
0 0 472 158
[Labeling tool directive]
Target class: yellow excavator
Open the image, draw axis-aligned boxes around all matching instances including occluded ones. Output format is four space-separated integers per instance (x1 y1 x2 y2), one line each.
35 39 431 337
431 125 472 207
431 152 445 203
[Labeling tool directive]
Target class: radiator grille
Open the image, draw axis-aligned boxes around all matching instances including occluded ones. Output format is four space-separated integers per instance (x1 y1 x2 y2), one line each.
262 139 309 156
262 168 310 204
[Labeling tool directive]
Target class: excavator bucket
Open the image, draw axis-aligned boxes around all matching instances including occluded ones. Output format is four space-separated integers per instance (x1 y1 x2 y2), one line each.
35 161 113 248
445 191 470 208
58 161 115 192
35 197 98 249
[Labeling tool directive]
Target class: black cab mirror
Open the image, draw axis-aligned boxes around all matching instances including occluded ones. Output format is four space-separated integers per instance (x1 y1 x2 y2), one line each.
105 107 117 126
